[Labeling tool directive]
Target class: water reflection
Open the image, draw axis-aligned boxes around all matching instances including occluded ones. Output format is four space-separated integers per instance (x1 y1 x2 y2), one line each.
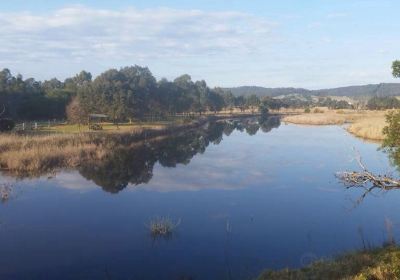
79 117 281 193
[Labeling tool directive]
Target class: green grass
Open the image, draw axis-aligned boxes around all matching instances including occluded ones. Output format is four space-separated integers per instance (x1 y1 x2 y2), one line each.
257 246 400 280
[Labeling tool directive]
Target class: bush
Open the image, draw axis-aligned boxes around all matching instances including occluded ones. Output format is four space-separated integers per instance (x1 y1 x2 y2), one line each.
0 119 15 132
304 107 311 113
313 108 324 113
89 123 103 130
383 110 400 147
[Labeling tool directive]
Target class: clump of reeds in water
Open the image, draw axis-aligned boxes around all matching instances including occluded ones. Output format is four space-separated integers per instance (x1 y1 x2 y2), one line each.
148 217 181 238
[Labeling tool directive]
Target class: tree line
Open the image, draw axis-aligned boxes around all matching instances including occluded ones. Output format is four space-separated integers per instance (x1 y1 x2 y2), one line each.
1 63 400 124
0 66 276 123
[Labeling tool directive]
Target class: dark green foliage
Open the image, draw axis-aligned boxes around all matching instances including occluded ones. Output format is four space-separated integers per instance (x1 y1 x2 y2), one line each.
393 60 400 78
0 67 233 122
0 118 15 132
77 68 235 121
383 111 400 148
0 68 89 120
258 100 270 121
383 110 400 167
317 97 353 109
367 96 400 110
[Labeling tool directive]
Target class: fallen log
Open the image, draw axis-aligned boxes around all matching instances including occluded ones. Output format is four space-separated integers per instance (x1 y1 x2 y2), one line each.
336 151 400 205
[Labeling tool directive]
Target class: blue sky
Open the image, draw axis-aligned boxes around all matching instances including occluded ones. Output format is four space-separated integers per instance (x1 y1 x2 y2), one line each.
0 0 399 89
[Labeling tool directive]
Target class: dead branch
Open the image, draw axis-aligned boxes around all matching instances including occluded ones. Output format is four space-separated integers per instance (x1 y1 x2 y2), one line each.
337 149 400 190
337 150 400 205
337 171 400 190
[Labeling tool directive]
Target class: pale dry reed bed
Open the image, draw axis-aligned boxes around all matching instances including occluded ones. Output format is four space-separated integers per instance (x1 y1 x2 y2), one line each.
0 118 209 176
347 116 387 141
0 133 107 175
283 109 388 141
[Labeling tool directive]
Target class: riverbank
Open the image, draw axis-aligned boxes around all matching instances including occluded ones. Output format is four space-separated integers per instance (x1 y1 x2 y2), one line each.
0 114 257 176
257 245 400 280
283 109 388 141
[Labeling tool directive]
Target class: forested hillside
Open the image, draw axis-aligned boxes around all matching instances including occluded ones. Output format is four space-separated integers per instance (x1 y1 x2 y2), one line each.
227 83 400 98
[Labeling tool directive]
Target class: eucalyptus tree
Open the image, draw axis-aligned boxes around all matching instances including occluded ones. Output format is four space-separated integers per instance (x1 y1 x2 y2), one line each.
392 60 400 78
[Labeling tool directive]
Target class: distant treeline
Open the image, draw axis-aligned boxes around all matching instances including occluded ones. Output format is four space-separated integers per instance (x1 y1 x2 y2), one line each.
0 67 263 122
0 66 398 122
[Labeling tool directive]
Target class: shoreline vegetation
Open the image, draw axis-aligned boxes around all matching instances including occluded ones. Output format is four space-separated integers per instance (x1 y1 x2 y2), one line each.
282 108 388 141
0 113 257 176
257 245 400 280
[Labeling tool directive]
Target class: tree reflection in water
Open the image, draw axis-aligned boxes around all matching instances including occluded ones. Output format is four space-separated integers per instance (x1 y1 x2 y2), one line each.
79 116 281 193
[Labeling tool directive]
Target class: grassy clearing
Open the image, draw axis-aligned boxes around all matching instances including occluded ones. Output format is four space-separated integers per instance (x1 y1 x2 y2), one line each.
257 246 400 280
39 121 181 134
283 109 389 140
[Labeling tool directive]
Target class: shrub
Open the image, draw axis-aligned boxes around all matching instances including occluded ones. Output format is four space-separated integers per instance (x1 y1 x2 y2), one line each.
304 107 311 113
383 110 400 148
313 108 324 113
89 123 103 130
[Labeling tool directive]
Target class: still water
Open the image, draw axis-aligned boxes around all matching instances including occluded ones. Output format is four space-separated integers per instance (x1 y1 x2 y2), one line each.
1 118 399 280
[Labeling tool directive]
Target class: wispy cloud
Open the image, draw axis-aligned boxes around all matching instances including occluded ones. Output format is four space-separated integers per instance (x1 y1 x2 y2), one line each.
0 5 275 64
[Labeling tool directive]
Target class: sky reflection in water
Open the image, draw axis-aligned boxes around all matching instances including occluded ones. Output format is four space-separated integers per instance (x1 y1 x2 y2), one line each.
0 118 399 280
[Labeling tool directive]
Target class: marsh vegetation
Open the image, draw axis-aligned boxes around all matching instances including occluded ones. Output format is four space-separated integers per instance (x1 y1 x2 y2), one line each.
148 217 181 238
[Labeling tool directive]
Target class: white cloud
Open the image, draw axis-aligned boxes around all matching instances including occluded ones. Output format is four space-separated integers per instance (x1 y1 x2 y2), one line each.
0 5 275 64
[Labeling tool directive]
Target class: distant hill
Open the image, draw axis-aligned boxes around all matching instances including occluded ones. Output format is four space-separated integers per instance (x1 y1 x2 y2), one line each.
226 86 311 97
225 83 400 98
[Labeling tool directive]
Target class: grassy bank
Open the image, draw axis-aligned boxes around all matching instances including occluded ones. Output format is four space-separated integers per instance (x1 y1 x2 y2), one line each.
257 246 400 280
283 109 388 141
0 117 213 176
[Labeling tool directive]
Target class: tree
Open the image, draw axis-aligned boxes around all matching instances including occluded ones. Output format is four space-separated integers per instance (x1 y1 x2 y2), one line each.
246 94 260 113
383 111 400 148
367 96 400 110
235 96 246 112
393 60 400 78
258 100 270 121
66 97 87 125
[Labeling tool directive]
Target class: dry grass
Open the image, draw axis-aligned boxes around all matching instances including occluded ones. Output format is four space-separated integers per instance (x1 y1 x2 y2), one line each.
347 116 387 141
283 109 389 141
0 118 209 176
257 246 400 280
0 133 106 175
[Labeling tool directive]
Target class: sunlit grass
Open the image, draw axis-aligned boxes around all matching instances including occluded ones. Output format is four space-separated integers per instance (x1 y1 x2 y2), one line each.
42 122 169 134
283 109 388 140
257 246 400 280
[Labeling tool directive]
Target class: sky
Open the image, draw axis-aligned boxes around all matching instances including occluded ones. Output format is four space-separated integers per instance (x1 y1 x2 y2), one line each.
0 0 399 89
